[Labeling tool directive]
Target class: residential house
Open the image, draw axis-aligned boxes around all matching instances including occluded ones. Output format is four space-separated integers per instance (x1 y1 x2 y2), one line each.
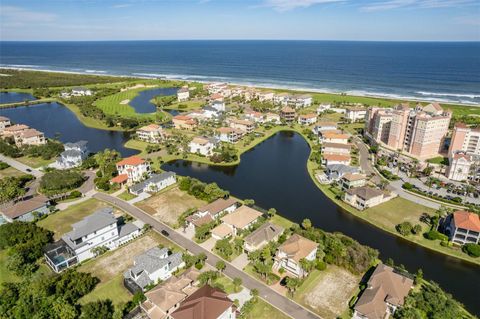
288 94 313 108
321 142 352 155
44 207 142 272
173 115 197 130
1 195 50 223
244 110 264 123
346 107 367 122
322 153 351 166
280 106 296 123
14 128 46 146
445 210 480 245
112 156 151 185
313 122 337 135
325 164 360 181
319 131 349 144
353 264 413 319
343 186 393 210
186 198 239 228
216 127 243 143
244 222 284 253
55 140 88 169
446 152 472 182
298 113 317 125
129 172 176 195
341 173 367 190
1 124 29 138
220 205 263 236
0 116 11 132
316 103 332 114
273 93 290 106
140 268 201 319
177 87 190 102
123 247 185 291
229 118 255 133
137 124 167 143
265 112 281 124
209 93 225 101
71 87 92 96
211 223 234 240
170 285 236 319
257 91 275 102
203 106 222 119
273 234 318 278
189 136 218 156
211 100 226 112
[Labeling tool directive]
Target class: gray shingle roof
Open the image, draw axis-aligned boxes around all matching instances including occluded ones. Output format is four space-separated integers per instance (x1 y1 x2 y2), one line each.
130 172 176 193
118 222 140 238
66 207 116 241
244 222 284 247
65 140 88 149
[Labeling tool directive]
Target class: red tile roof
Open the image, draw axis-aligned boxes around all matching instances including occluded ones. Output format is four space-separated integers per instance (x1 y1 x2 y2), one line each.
110 174 128 184
453 211 480 232
116 156 145 166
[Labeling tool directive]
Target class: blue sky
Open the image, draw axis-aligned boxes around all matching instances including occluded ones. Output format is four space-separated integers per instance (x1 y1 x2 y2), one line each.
1 0 479 41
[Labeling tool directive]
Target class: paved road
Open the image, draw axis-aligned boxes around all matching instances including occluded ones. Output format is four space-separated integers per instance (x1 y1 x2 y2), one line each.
0 154 43 178
93 192 320 319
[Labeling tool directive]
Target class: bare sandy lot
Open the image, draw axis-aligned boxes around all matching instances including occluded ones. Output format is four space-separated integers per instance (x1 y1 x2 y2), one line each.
300 267 360 318
136 186 206 226
120 84 156 91
120 99 130 104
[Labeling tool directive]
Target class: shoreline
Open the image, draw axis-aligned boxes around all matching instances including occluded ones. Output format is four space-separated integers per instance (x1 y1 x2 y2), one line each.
2 66 479 107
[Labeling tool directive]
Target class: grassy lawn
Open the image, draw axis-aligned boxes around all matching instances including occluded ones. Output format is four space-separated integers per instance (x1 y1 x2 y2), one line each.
117 190 136 201
270 214 295 229
38 199 111 239
124 139 151 156
165 99 205 111
95 87 159 119
214 276 237 294
427 156 449 165
79 274 131 306
0 166 24 178
0 250 21 285
340 122 364 135
245 299 292 319
16 155 53 168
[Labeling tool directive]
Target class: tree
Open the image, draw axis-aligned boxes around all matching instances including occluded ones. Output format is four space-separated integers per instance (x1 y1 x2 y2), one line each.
414 269 423 285
80 300 114 319
462 243 480 257
396 222 413 236
40 170 85 197
215 238 233 258
285 277 300 296
250 288 259 301
216 260 226 274
301 218 312 230
198 271 219 285
233 277 242 292
244 199 255 207
267 208 277 218
299 258 314 277
253 261 272 281
0 176 27 204
412 224 422 235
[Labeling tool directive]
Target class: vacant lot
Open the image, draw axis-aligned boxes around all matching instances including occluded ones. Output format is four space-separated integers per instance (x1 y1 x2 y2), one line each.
295 267 360 319
0 166 23 178
16 156 53 168
38 199 114 239
245 299 292 319
137 186 206 226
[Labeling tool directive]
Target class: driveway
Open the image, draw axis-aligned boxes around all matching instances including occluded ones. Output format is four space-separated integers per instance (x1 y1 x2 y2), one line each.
231 253 249 270
93 192 319 319
200 237 216 251
229 287 251 309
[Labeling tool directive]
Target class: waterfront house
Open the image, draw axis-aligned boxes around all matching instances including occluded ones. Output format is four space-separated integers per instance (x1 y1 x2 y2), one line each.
319 131 349 144
1 195 50 223
173 115 197 130
129 172 176 195
273 234 318 278
228 118 255 133
244 222 284 253
445 210 480 245
1 124 29 138
220 205 263 236
177 87 190 102
137 124 167 143
265 112 281 124
322 153 351 166
316 103 332 114
298 113 317 125
280 106 296 123
340 173 367 190
313 122 338 135
244 110 264 123
346 107 367 122
189 136 218 156
140 268 200 318
112 155 151 185
170 285 236 319
353 264 413 319
55 140 88 169
321 142 352 155
44 207 142 272
325 164 360 181
0 116 11 132
343 186 392 210
123 247 185 291
71 87 92 96
257 91 275 102
216 127 244 143
186 198 239 228
14 128 46 147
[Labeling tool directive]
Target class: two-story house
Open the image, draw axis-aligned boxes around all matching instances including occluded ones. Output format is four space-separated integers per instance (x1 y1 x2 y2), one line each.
177 87 190 102
445 210 480 245
216 127 244 143
55 140 89 169
112 156 151 185
244 222 284 253
186 198 239 229
189 136 218 156
137 124 167 143
273 234 318 278
129 172 176 195
343 186 393 210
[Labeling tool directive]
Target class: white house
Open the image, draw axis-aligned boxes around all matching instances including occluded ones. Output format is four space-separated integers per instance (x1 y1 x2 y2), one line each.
345 107 367 122
137 124 166 143
71 87 93 96
112 156 151 185
273 93 290 105
211 100 226 112
343 186 393 210
203 106 222 119
219 205 263 237
244 110 264 123
289 94 313 108
445 210 480 245
265 112 281 124
321 142 351 155
177 87 190 102
189 136 218 156
55 140 88 169
316 103 332 114
447 153 472 182
257 91 275 102
216 127 243 143
313 122 337 135
129 172 176 195
0 116 11 132
44 207 142 272
273 234 318 278
124 247 185 291
324 164 360 181
298 113 317 125
322 153 351 166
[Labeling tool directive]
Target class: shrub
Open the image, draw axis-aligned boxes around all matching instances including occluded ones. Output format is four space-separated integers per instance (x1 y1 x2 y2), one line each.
462 243 480 257
402 182 414 190
424 230 448 241
396 222 413 236
315 260 327 271
412 224 422 235
68 190 82 199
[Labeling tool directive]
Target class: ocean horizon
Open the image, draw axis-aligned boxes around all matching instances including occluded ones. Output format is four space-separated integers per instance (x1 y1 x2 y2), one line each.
1 40 479 104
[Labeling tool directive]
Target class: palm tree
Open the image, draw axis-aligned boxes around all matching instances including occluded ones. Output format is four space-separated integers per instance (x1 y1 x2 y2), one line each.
285 277 300 297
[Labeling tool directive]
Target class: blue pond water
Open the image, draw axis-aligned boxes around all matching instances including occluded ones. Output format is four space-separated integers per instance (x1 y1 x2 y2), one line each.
0 92 37 104
129 87 178 113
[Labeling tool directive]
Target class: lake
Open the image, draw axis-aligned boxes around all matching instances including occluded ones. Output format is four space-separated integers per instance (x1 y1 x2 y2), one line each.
0 92 37 104
162 131 480 315
0 102 136 156
129 87 178 113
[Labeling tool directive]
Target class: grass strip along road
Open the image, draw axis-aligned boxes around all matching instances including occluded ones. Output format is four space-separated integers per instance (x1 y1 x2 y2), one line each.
93 192 321 319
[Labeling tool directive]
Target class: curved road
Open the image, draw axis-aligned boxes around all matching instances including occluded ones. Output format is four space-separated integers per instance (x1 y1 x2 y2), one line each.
93 192 321 319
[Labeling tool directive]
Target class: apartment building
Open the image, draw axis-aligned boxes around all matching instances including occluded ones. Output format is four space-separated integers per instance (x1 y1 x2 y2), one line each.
448 123 480 156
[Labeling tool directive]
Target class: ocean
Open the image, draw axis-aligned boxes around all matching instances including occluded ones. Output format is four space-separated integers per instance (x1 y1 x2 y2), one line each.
1 40 479 104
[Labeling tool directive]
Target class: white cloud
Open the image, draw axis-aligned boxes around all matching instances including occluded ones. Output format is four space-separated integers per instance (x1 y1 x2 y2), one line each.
361 0 477 12
0 5 57 24
262 0 345 12
112 4 132 8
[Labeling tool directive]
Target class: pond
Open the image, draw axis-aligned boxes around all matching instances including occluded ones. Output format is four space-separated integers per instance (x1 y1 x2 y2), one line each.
162 131 480 315
0 92 37 104
0 102 137 156
129 87 178 113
